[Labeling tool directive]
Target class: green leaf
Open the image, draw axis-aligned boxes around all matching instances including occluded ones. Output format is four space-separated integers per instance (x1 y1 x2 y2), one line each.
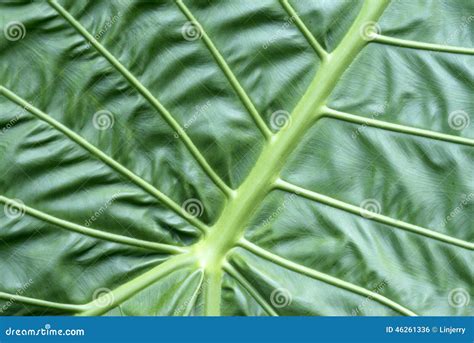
0 0 472 316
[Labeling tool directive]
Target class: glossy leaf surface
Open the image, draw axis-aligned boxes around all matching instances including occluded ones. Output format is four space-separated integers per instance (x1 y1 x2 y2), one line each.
0 0 472 316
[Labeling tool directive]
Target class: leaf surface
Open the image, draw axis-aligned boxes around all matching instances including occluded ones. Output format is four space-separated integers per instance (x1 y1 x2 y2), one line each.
0 0 472 316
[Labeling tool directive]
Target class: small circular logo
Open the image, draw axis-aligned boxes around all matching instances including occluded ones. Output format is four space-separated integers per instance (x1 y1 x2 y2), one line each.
270 110 291 131
181 21 202 41
359 21 381 41
93 288 115 308
448 288 470 308
92 110 115 130
359 199 381 219
4 199 26 219
181 198 204 218
270 288 292 308
448 110 470 131
4 21 26 41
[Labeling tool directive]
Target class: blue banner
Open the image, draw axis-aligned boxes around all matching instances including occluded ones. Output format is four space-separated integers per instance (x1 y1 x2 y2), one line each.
0 316 472 342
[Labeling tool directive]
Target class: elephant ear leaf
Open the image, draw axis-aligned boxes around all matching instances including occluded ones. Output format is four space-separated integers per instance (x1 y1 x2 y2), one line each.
0 0 472 316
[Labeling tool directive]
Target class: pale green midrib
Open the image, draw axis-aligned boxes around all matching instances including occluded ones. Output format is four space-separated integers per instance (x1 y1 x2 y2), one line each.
322 107 474 147
194 0 392 316
79 253 195 316
279 0 328 61
237 239 418 317
175 0 273 141
0 195 186 254
201 265 223 316
0 86 208 234
223 263 278 316
47 0 232 197
374 34 474 55
274 179 474 251
0 292 89 313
